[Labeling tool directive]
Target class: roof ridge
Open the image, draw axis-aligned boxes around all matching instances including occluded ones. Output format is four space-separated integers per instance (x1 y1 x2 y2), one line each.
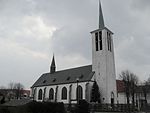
44 64 92 75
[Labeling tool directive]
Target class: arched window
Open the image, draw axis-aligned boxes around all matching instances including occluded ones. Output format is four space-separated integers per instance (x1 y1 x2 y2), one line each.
49 88 54 100
33 88 36 100
38 89 43 100
76 85 83 100
61 87 67 100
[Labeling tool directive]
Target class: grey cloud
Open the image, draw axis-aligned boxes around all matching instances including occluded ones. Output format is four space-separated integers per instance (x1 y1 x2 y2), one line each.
116 36 150 66
131 0 150 11
51 25 92 61
0 0 150 88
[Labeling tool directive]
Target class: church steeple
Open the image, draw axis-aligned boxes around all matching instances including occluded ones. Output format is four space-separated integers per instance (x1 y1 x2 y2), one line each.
91 0 117 104
99 0 105 29
50 55 56 73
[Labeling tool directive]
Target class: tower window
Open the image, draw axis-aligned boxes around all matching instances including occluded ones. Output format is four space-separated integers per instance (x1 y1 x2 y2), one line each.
107 32 109 51
107 32 112 52
95 32 98 51
95 31 103 51
99 31 102 50
109 33 111 51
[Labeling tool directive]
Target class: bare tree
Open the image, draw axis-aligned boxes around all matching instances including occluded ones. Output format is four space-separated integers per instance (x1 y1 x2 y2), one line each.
147 76 150 83
142 81 148 104
142 76 150 105
7 82 15 100
120 70 138 111
7 82 24 99
120 70 130 111
8 82 15 90
13 83 24 99
130 73 138 110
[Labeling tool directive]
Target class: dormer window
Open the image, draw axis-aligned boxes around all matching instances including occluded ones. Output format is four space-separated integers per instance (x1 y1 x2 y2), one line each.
79 74 84 79
66 76 70 81
43 80 46 83
52 78 56 82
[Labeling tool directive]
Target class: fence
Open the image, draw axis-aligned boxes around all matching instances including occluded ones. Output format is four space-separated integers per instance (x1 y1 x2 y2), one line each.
88 103 150 112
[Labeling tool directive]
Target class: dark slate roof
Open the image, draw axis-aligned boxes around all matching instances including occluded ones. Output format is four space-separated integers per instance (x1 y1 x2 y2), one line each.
32 65 94 87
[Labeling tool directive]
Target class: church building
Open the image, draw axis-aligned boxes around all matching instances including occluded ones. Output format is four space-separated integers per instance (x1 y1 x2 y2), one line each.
31 1 117 104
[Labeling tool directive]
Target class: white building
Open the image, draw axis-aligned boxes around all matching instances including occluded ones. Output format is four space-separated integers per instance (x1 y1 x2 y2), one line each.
116 80 150 109
31 1 117 104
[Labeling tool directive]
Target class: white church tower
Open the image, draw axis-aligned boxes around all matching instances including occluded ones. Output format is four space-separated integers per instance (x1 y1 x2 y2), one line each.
91 1 117 104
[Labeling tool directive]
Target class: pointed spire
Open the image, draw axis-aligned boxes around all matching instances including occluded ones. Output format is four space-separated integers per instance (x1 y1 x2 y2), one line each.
99 0 105 29
50 54 56 73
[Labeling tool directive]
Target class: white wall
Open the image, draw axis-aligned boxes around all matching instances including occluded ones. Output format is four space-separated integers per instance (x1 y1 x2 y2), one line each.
117 92 126 104
32 81 93 104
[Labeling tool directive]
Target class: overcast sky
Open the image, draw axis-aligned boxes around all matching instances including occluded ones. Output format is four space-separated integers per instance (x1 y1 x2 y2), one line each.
0 0 150 89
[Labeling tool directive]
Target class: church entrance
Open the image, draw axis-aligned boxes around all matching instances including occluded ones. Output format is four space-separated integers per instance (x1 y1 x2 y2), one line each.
111 92 114 109
111 98 114 105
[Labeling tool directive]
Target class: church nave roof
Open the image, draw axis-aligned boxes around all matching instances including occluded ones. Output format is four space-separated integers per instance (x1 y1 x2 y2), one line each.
31 65 94 88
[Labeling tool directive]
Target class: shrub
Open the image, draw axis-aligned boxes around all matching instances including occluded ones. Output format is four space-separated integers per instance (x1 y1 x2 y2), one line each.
77 100 89 113
27 101 66 113
0 101 66 113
